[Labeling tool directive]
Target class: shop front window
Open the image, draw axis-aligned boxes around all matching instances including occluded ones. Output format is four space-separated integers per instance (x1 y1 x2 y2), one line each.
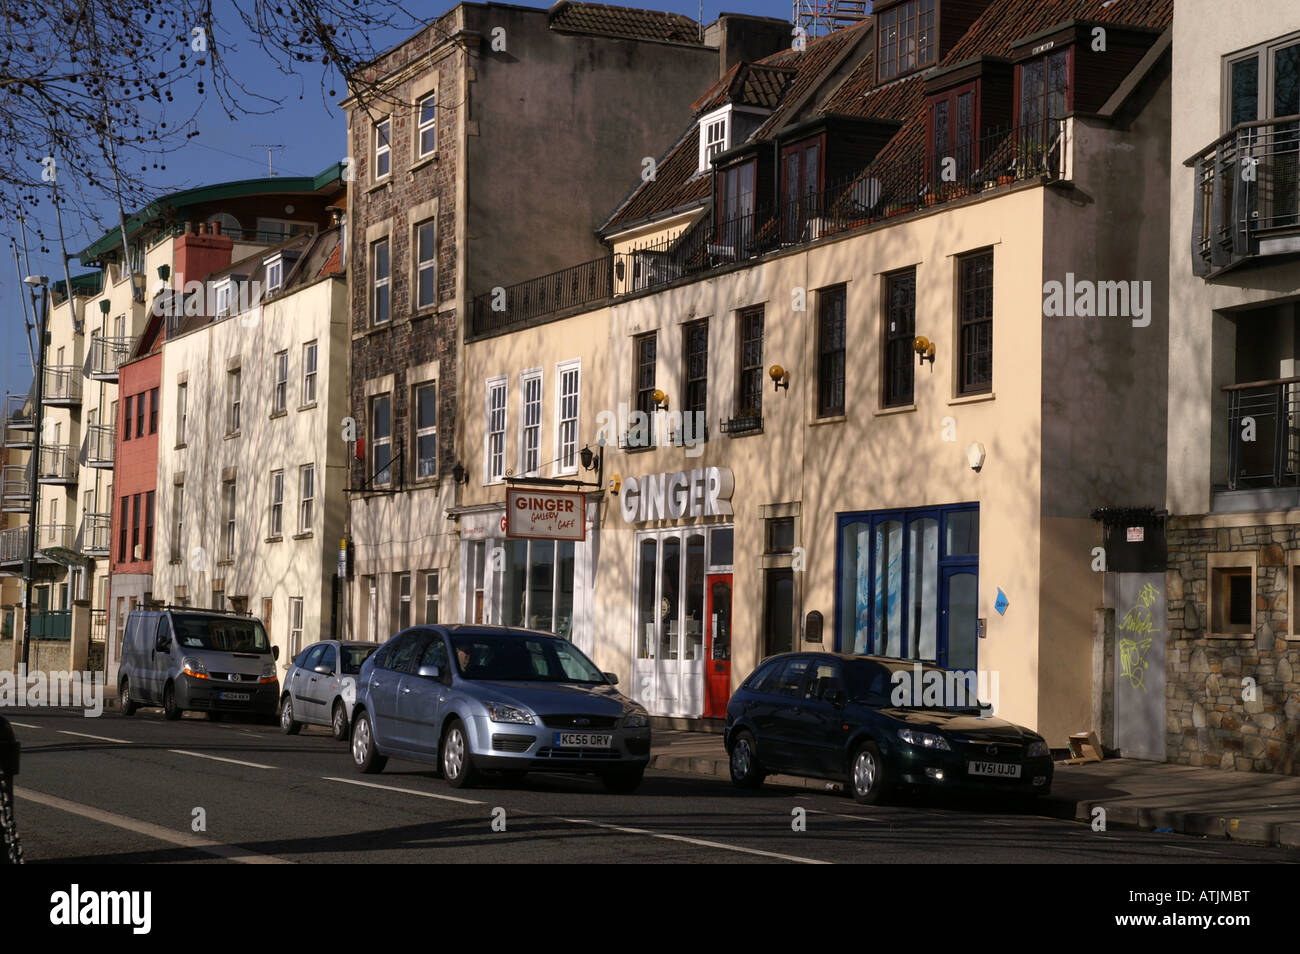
638 538 658 659
499 537 575 637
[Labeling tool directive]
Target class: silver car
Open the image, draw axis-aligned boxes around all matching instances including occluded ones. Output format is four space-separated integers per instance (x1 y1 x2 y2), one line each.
281 640 379 741
350 626 652 793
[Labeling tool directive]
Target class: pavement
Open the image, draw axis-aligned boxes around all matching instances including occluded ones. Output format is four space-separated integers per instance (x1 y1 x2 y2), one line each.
649 730 1300 849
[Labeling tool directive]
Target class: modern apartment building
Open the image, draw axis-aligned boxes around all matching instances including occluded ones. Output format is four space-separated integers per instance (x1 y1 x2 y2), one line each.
1165 0 1300 773
344 1 787 642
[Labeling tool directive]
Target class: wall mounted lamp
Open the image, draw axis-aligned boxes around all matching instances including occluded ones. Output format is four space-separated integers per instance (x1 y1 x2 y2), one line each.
769 364 789 392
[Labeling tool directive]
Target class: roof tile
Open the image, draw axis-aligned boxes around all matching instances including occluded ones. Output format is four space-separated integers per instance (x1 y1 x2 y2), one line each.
549 1 703 45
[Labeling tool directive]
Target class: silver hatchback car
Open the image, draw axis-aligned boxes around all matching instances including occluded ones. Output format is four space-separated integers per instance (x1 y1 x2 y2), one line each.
350 626 652 792
281 641 379 740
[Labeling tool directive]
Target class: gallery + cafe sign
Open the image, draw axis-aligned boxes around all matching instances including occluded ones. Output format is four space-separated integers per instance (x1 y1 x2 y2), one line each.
506 488 586 541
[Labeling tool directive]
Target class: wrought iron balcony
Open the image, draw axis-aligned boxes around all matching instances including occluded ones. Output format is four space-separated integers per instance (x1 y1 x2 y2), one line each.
1224 376 1300 489
0 525 26 563
37 444 78 484
1191 116 1300 277
82 423 115 468
468 120 1068 338
79 512 112 555
86 335 132 381
42 365 82 405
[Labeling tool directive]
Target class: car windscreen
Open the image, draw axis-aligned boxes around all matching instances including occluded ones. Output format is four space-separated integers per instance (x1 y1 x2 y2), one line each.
855 658 982 710
173 616 271 654
341 645 378 675
450 633 605 683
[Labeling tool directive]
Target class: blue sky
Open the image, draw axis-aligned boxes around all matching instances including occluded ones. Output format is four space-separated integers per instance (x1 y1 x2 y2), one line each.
0 0 816 400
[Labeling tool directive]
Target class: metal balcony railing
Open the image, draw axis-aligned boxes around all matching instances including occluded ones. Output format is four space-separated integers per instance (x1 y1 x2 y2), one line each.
1191 116 1300 276
35 523 74 550
86 335 132 380
1224 376 1300 489
4 392 35 445
80 513 112 555
0 526 27 562
37 444 77 483
82 424 115 468
42 365 82 404
1 461 32 511
468 120 1067 337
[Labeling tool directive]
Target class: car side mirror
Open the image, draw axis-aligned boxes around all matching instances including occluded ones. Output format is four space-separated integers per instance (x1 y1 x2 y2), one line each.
154 635 171 654
829 689 846 708
314 665 333 676
603 672 619 686
272 645 281 661
416 664 441 680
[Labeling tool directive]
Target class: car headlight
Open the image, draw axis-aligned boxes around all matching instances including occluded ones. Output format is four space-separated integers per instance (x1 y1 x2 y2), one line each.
623 710 649 729
897 727 950 751
487 703 535 725
181 657 208 679
1027 740 1050 758
260 662 278 683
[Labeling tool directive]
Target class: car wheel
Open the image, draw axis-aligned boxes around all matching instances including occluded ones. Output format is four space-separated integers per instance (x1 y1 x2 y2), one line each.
601 765 646 794
280 695 302 735
330 701 349 742
351 710 386 774
849 741 888 805
728 730 766 789
441 719 479 789
162 682 183 721
118 678 137 717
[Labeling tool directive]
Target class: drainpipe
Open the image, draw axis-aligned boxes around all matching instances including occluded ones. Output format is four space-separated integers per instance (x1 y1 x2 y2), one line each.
20 279 48 667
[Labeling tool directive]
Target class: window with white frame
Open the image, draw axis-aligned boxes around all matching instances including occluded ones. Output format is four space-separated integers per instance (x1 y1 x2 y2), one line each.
486 378 507 482
556 360 580 475
371 394 392 487
302 341 318 405
222 478 237 561
423 570 439 624
414 382 437 479
273 350 288 414
374 118 391 179
265 256 284 294
269 470 284 538
520 370 542 476
214 279 234 317
299 463 315 533
698 107 730 172
228 368 241 433
290 597 304 655
372 238 390 325
415 219 436 310
418 93 437 157
395 572 411 630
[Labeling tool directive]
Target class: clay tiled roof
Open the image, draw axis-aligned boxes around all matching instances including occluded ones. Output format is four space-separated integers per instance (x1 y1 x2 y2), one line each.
548 1 703 45
601 123 712 233
693 62 798 114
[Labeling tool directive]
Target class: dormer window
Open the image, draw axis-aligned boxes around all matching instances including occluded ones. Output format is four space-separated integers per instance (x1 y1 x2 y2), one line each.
878 0 937 83
214 278 234 317
1018 47 1071 128
265 258 284 295
699 106 731 173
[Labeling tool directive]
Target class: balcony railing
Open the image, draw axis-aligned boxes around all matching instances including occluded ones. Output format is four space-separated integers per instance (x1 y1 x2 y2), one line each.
0 526 27 562
35 523 74 551
1191 116 1300 276
91 608 107 643
468 120 1067 338
4 392 35 448
86 335 132 381
82 424 115 468
79 513 112 555
42 365 82 405
37 444 77 483
1224 376 1300 489
1 461 33 511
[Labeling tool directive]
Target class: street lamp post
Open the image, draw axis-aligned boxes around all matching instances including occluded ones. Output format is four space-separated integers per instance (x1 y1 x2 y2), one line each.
20 275 48 669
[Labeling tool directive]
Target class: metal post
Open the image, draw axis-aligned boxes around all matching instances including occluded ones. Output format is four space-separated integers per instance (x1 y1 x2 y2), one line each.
20 281 47 668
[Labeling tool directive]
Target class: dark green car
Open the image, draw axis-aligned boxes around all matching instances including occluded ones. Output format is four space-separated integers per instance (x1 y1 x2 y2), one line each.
724 652 1053 804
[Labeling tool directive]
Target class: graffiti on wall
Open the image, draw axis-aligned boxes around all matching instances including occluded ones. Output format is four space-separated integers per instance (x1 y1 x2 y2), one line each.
1118 581 1160 692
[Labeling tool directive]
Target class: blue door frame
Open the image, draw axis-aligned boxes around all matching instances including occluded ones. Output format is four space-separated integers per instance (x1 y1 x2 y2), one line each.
834 503 978 667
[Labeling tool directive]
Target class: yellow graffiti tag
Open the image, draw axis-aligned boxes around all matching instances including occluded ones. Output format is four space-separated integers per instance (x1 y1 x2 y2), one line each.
1118 636 1152 692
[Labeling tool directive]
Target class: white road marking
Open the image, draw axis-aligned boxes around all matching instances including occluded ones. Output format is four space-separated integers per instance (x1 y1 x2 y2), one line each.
15 787 291 864
323 776 485 805
554 815 831 864
169 749 276 770
7 721 40 729
801 807 886 823
58 730 133 744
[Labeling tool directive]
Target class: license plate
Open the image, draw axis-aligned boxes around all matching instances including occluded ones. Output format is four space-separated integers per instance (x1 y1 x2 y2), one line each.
968 760 1021 778
554 732 612 748
219 692 251 702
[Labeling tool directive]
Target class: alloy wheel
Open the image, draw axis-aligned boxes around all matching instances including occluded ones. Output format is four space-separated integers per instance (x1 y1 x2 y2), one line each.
732 738 752 778
352 715 370 765
444 727 465 780
853 749 877 796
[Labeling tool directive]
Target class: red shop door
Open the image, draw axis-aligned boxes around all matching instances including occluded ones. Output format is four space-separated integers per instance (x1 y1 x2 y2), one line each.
704 574 732 719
